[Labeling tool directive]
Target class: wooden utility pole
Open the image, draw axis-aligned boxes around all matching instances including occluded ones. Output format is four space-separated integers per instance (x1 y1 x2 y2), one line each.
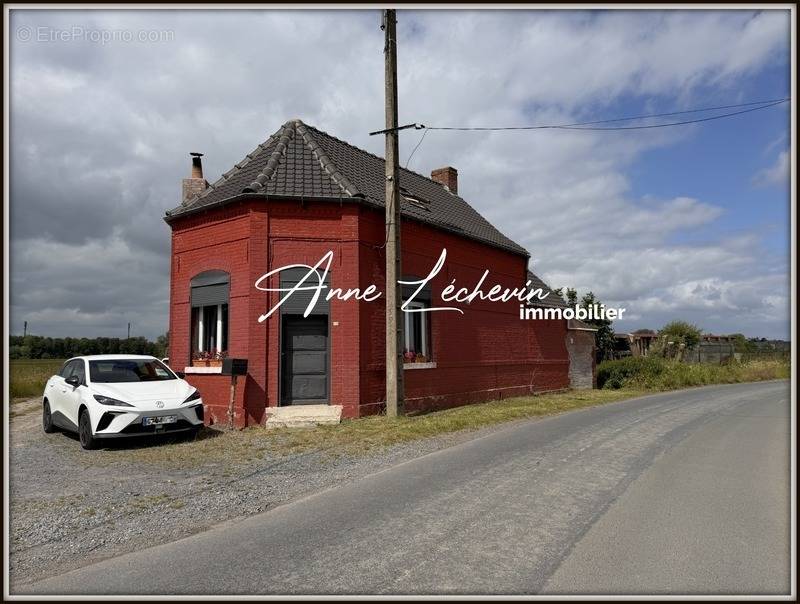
383 9 404 417
127 322 131 339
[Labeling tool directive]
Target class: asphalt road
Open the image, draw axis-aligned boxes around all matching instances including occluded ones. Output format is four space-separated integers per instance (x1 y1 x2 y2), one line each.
19 381 791 596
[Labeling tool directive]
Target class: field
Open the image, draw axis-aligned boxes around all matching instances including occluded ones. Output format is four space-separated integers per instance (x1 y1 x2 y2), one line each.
9 359 65 400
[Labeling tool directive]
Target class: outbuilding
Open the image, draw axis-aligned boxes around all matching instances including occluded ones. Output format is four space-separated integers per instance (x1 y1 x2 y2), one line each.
165 120 579 426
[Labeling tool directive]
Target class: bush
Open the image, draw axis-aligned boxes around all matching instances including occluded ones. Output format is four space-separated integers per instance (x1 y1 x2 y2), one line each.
597 356 667 389
656 321 702 360
597 356 790 391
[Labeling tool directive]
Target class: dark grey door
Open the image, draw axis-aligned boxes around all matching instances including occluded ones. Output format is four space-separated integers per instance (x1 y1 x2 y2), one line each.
281 315 329 405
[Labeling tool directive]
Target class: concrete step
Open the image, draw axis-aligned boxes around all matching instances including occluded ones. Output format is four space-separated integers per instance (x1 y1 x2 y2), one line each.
265 405 342 428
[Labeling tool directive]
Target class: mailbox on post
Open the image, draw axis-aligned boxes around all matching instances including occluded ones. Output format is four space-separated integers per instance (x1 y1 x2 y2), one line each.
222 358 248 376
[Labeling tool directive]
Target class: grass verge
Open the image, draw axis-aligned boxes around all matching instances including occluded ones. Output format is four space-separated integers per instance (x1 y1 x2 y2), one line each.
123 388 646 467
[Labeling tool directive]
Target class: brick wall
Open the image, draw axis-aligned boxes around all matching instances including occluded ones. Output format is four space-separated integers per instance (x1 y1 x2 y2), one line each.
183 373 247 427
168 199 571 424
356 205 570 416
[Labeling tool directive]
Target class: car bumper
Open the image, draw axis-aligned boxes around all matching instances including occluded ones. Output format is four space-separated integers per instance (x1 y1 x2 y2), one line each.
94 422 199 438
94 404 204 437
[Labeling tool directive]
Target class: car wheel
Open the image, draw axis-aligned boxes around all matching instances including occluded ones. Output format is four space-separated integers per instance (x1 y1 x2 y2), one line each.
78 409 97 450
42 401 56 434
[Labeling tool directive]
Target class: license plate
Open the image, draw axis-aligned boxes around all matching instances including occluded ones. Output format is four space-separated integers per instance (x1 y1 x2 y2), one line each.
143 415 178 426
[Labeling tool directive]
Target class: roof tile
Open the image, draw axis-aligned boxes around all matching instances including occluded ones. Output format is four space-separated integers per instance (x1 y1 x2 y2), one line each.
167 119 528 256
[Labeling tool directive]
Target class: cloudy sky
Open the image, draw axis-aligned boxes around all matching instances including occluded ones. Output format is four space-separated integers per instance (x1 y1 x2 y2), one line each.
9 8 791 340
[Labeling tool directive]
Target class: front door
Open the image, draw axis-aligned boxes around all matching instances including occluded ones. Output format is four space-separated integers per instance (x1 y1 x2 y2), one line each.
281 315 329 406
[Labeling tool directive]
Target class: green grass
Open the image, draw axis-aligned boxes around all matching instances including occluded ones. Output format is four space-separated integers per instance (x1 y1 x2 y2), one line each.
9 359 65 400
123 388 646 467
597 357 790 390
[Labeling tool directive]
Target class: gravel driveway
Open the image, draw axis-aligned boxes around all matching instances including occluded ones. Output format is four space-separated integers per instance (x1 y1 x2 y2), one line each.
8 396 504 589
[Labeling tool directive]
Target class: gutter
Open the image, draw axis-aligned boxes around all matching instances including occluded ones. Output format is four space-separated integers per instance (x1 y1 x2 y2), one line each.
163 192 363 224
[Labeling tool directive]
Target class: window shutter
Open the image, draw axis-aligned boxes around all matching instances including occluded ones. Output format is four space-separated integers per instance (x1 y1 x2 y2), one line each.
190 270 230 308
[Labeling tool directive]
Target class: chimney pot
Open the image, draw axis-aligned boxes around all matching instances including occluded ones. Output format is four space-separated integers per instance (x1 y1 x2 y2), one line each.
182 152 208 204
431 166 458 194
190 152 204 179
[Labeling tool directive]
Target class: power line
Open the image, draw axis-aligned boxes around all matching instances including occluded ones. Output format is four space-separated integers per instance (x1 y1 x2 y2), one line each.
405 127 429 168
547 97 789 128
426 98 789 132
558 99 788 131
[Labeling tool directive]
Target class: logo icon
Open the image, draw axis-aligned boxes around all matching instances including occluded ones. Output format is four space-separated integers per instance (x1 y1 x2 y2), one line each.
155 400 164 409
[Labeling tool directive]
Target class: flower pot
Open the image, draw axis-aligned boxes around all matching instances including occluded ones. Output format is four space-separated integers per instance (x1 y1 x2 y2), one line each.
193 360 210 367
208 359 223 367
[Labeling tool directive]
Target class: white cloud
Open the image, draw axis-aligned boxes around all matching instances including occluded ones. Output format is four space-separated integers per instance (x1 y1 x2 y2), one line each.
752 151 789 187
8 9 791 339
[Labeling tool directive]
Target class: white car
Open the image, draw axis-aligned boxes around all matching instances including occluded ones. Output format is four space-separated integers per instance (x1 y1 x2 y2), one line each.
42 355 204 450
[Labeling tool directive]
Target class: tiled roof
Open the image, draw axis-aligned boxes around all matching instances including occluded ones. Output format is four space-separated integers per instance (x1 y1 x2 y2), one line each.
526 270 568 308
165 119 528 256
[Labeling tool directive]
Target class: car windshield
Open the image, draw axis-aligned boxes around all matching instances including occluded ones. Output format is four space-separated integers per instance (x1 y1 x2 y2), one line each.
89 359 176 383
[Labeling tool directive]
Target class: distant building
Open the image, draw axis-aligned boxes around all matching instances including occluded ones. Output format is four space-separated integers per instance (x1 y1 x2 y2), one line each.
614 329 737 364
614 329 659 358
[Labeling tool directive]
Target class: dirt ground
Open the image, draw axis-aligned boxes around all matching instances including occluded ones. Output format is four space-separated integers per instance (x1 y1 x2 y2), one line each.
7 396 492 588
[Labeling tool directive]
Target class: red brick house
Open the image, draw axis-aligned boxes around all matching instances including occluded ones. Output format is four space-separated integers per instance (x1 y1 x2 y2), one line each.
165 120 572 426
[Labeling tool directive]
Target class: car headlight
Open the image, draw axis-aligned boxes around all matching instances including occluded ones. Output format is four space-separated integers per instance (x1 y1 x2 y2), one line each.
93 394 134 407
183 389 202 405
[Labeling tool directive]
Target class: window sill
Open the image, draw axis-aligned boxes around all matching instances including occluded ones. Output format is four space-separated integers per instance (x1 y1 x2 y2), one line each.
184 366 223 374
403 362 437 370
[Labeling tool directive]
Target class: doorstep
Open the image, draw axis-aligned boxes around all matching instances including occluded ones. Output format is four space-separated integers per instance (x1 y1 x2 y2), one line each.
265 405 343 429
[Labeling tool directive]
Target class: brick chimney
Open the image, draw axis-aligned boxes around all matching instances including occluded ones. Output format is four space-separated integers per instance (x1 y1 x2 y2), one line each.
182 152 208 204
431 166 458 194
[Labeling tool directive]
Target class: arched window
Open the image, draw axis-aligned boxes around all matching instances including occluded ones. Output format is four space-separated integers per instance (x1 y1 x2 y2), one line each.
402 277 432 362
190 270 230 356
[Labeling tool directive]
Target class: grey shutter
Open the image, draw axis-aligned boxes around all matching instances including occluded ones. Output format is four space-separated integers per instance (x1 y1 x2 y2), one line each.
191 283 229 307
280 268 330 315
190 271 230 308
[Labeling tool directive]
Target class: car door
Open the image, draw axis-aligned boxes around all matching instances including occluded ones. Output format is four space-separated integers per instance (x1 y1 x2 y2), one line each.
46 360 73 420
61 359 86 427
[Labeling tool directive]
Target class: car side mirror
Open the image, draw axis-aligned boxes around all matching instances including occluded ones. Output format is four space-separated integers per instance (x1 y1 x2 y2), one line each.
176 371 186 379
65 375 80 388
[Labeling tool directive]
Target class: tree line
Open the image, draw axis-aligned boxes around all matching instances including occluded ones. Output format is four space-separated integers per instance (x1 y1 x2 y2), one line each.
9 334 169 360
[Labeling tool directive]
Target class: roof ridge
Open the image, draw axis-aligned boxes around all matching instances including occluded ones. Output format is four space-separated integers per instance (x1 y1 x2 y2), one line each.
242 122 296 194
294 120 361 197
298 121 461 197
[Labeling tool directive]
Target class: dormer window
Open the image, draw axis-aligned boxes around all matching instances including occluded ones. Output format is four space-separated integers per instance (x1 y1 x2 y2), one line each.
400 187 431 211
